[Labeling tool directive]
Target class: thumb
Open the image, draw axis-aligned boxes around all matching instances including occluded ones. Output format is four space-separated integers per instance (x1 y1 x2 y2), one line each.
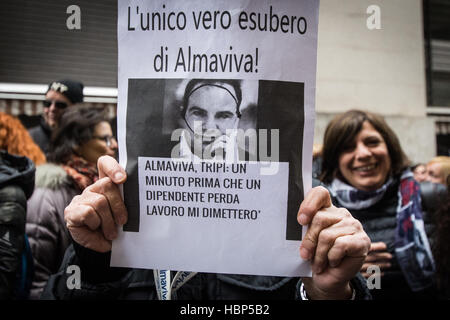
97 155 127 184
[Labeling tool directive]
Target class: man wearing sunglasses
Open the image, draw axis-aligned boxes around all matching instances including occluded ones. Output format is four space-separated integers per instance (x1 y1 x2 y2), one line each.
29 79 84 155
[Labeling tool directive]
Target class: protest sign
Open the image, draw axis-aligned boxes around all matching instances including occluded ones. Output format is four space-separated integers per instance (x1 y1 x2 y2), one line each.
111 0 319 277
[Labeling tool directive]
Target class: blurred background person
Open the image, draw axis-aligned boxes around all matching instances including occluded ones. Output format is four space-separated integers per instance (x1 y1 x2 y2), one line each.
312 143 323 179
412 163 427 182
0 151 35 300
319 109 441 300
432 175 450 299
28 79 84 156
26 105 117 299
0 112 46 166
426 156 450 187
0 112 41 299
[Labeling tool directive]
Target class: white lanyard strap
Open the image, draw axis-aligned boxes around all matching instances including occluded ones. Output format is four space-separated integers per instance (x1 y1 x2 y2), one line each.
154 270 197 300
171 271 198 292
153 270 171 300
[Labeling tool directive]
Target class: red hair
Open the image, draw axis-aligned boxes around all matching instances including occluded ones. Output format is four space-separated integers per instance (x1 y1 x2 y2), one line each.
0 112 46 165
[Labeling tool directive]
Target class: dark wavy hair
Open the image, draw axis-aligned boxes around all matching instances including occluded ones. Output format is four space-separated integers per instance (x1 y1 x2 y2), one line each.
48 105 108 164
320 109 411 184
181 79 242 119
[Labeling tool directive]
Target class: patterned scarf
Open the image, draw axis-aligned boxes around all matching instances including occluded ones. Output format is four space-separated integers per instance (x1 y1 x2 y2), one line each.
394 170 435 291
61 154 99 191
329 176 394 210
330 170 435 291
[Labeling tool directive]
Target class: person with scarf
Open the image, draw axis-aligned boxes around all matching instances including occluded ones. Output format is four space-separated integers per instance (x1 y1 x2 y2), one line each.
319 109 446 299
26 105 117 299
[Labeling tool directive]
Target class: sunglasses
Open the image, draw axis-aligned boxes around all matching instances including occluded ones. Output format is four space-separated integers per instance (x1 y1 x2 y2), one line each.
43 100 68 109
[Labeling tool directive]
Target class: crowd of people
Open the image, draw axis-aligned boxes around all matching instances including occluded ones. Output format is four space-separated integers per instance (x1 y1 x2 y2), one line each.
0 78 449 300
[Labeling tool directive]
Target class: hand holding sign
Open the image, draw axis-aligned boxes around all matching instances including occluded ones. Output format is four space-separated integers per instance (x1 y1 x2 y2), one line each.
64 156 128 253
298 187 371 299
64 156 370 299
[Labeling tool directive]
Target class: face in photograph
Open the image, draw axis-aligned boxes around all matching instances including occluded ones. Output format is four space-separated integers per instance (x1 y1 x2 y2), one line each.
183 80 241 158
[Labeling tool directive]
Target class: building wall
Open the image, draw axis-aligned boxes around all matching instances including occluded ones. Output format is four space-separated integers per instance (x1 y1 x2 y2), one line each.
315 0 435 163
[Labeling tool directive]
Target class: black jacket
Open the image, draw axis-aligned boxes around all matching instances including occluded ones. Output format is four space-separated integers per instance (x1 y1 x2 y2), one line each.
42 242 371 300
327 177 446 300
0 150 35 299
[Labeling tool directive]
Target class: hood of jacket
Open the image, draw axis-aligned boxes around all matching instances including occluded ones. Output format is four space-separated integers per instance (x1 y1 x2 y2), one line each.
0 150 35 199
34 163 73 190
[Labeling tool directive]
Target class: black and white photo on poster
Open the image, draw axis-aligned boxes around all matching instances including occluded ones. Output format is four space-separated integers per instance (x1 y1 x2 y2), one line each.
123 78 304 242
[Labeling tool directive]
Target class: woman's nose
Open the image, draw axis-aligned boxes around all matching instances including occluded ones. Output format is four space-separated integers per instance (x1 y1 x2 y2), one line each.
110 138 118 150
354 143 371 159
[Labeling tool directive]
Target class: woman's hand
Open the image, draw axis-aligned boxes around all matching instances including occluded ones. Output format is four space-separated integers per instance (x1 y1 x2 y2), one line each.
360 242 392 278
298 186 371 299
64 155 128 252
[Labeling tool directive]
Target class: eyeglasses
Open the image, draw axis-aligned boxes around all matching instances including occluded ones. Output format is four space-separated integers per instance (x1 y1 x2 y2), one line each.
43 100 69 109
93 135 117 148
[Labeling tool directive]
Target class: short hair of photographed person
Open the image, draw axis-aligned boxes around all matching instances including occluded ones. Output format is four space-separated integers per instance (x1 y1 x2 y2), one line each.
319 109 411 184
181 79 243 119
48 105 109 164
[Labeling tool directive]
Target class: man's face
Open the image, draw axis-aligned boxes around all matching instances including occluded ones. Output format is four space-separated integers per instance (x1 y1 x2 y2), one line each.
44 90 72 128
184 85 239 155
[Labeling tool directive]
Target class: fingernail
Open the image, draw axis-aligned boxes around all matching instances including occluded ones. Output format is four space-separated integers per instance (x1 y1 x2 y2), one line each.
114 172 124 182
298 214 308 225
300 247 312 260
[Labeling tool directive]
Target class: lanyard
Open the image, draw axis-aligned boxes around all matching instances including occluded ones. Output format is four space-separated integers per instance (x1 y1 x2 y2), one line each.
154 270 197 300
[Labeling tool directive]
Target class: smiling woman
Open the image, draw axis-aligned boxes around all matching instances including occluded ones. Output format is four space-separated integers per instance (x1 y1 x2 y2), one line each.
320 110 409 186
337 121 392 192
319 109 439 300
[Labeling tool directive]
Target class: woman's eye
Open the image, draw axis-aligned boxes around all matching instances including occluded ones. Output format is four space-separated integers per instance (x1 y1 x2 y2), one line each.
366 139 380 147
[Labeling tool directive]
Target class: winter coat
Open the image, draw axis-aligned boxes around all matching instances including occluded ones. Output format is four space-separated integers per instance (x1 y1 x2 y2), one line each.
26 163 79 299
41 242 371 300
0 150 35 299
327 176 446 300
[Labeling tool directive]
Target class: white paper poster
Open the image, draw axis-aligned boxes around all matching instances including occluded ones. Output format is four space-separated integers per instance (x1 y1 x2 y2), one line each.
112 0 319 277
